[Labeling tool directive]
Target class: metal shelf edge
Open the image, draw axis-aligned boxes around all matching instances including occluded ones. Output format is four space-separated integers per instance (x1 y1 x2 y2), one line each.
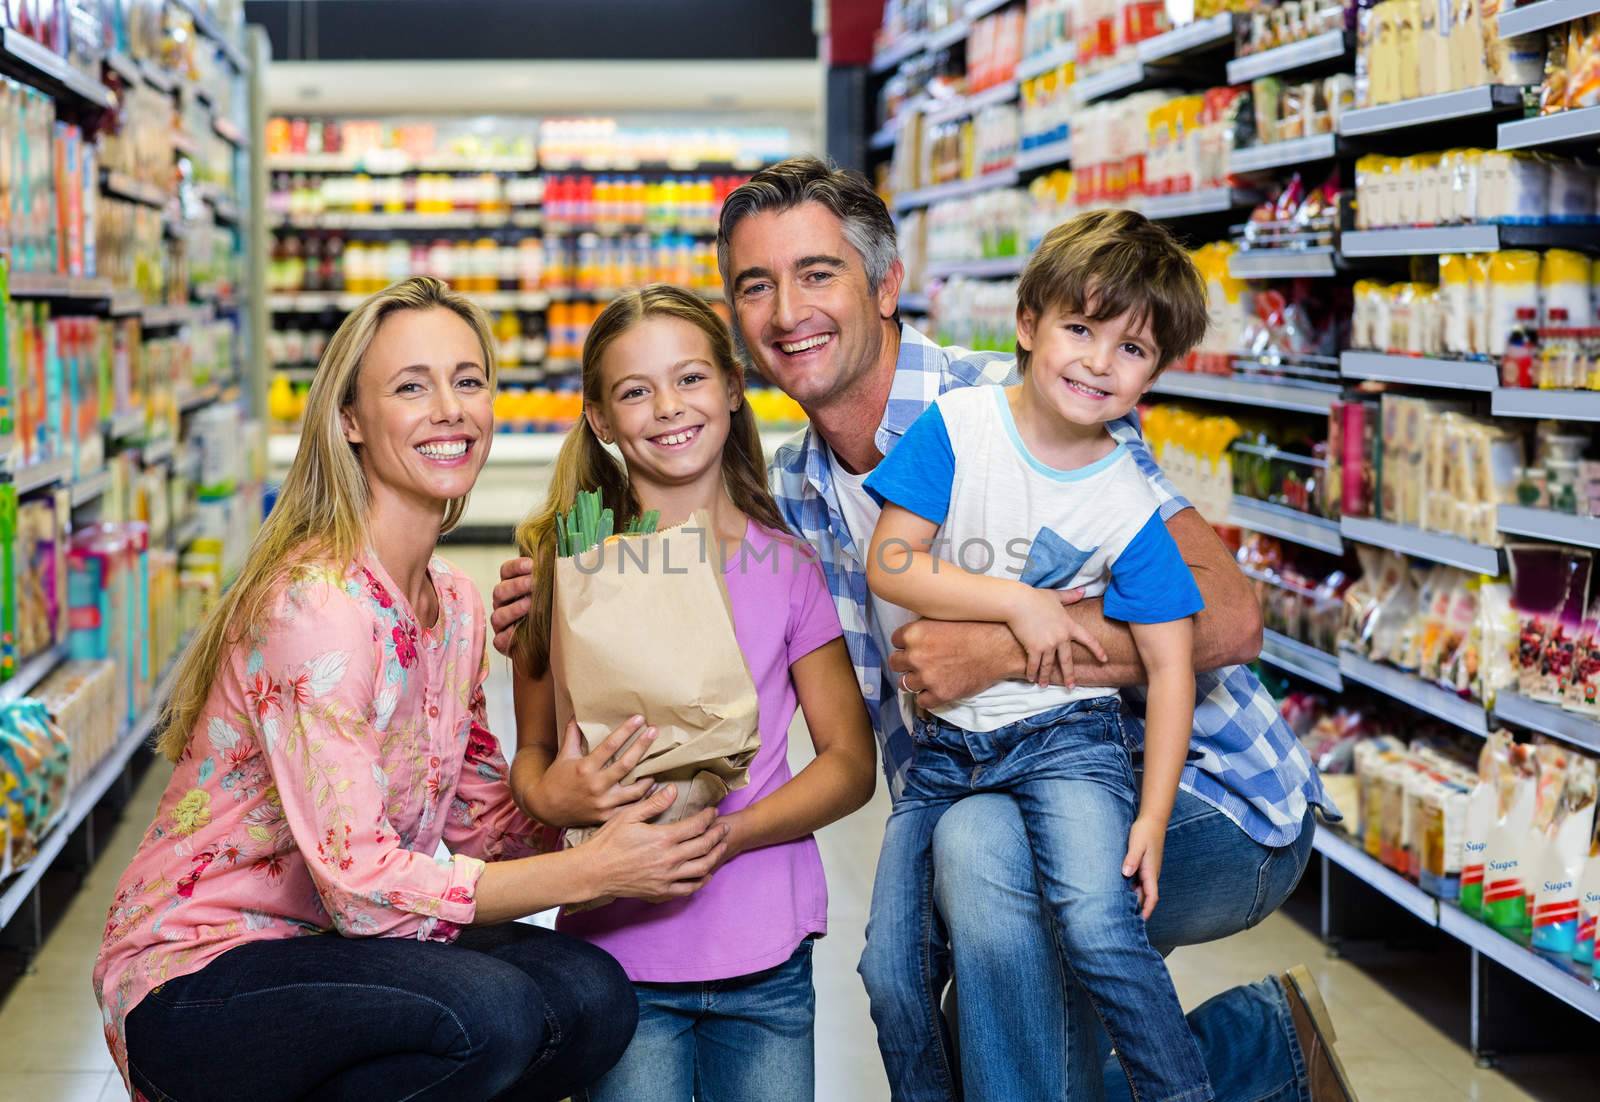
1338 649 1491 736
1339 351 1501 391
1493 691 1600 753
1314 827 1440 925
1339 515 1503 576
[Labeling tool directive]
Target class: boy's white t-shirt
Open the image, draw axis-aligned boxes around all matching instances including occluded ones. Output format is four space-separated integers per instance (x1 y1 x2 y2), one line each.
863 385 1203 733
828 449 920 732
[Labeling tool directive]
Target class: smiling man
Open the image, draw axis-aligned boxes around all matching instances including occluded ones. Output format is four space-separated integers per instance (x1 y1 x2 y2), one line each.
492 158 1353 1102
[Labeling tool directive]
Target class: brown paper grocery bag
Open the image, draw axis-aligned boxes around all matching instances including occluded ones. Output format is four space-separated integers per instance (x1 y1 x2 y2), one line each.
551 511 760 859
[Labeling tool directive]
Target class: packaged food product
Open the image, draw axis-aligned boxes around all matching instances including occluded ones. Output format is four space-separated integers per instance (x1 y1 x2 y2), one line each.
1547 160 1597 225
1483 740 1540 934
1569 15 1600 109
1487 250 1541 357
1576 817 1599 965
1531 751 1597 957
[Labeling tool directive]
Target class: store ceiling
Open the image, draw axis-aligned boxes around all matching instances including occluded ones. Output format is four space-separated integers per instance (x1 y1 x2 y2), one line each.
243 0 818 62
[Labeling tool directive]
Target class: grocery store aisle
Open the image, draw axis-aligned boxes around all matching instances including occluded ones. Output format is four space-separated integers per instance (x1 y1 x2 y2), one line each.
0 546 1586 1102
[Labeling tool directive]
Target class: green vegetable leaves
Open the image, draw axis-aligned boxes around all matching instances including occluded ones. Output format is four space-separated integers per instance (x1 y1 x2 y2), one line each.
556 491 660 557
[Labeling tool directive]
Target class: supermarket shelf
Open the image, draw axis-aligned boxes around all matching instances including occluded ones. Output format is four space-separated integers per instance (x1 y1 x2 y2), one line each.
1500 102 1600 150
1229 133 1340 174
1339 351 1501 391
1149 372 1340 413
0 27 114 111
269 289 549 314
173 0 246 70
1338 650 1491 736
0 645 68 707
1138 13 1238 62
1141 187 1258 221
924 255 1027 279
102 50 139 86
871 32 927 74
141 437 175 465
1226 30 1349 84
1341 225 1500 256
70 469 112 508
204 192 241 226
1227 497 1345 554
1339 515 1502 575
104 409 146 440
900 292 932 314
1491 387 1600 421
965 0 1016 18
1498 0 1600 36
8 273 115 300
1017 41 1076 81
1015 135 1073 173
1261 630 1345 692
868 122 900 151
270 153 541 174
1494 691 1600 754
3 454 71 495
141 303 204 328
0 648 185 935
1314 827 1439 925
926 18 970 52
1227 247 1337 279
923 79 1019 127
138 59 176 94
1338 85 1523 137
1437 904 1600 1023
1074 61 1144 104
212 116 245 148
1498 504 1600 550
893 168 1020 211
178 385 220 414
270 211 522 231
101 172 170 209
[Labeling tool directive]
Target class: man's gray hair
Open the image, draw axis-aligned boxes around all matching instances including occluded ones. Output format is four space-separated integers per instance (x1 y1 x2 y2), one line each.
717 157 900 293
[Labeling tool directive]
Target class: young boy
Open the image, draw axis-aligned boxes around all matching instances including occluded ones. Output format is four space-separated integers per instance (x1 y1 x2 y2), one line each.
863 210 1213 1102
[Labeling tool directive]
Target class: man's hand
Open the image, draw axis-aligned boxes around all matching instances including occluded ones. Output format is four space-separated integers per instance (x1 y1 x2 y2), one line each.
491 556 536 656
888 593 1106 709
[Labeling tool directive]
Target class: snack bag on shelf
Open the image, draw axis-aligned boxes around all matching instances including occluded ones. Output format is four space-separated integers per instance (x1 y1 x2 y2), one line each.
1482 739 1541 933
1469 580 1519 703
1356 735 1407 858
1569 15 1600 109
1575 816 1600 965
1531 751 1597 957
1419 764 1474 898
1508 544 1592 701
1462 729 1514 916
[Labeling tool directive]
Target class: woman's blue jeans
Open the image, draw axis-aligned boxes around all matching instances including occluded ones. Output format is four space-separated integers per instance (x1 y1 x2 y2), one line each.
123 922 638 1101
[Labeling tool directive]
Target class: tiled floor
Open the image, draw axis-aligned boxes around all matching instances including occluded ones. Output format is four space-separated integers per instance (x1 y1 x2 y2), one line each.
0 546 1591 1101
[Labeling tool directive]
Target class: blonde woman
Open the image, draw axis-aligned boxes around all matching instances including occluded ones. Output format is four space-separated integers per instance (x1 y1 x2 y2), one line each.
93 277 729 1102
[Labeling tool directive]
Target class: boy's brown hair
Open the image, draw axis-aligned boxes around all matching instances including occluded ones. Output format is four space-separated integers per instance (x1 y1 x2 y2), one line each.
1015 209 1207 376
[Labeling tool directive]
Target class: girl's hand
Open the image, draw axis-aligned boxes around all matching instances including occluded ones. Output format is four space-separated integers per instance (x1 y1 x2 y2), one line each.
586 785 730 903
528 717 657 828
1122 815 1167 921
1006 586 1106 688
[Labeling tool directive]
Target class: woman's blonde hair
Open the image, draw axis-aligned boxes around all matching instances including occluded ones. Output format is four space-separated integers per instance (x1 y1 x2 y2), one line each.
158 277 497 759
511 283 786 678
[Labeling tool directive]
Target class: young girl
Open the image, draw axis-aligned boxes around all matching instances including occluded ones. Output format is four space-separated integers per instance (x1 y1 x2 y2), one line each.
509 284 876 1102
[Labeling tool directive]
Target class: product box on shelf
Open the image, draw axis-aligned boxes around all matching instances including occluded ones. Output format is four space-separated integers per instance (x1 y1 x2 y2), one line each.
33 658 115 793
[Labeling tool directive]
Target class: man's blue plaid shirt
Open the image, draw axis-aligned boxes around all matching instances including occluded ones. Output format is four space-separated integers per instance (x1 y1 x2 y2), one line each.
767 323 1336 847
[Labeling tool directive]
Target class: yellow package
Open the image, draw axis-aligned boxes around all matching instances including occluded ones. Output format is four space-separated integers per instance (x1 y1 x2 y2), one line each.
1452 0 1489 90
1398 0 1423 101
1487 250 1542 357
1543 248 1595 329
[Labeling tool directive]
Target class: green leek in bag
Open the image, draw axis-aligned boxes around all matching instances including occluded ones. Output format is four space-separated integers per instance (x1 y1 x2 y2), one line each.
555 490 658 558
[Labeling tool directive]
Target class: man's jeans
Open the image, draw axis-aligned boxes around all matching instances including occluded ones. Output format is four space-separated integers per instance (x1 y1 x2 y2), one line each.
932 791 1318 1101
860 697 1212 1102
582 938 815 1102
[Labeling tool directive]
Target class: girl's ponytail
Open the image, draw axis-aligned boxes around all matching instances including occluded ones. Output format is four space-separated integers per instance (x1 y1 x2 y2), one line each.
511 416 635 678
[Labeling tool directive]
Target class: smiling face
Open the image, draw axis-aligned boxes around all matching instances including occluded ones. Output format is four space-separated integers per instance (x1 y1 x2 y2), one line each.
584 314 741 499
1016 301 1163 427
340 306 493 510
726 201 901 410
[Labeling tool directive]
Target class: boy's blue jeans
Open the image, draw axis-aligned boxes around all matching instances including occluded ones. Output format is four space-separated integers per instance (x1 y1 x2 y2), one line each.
581 938 815 1102
860 696 1213 1102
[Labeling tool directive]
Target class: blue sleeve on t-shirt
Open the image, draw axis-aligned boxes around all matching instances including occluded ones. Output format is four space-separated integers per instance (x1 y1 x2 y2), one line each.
863 404 956 525
1104 510 1205 624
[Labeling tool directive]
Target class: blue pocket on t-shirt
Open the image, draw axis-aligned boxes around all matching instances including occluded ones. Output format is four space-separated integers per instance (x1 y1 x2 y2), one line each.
1018 527 1098 589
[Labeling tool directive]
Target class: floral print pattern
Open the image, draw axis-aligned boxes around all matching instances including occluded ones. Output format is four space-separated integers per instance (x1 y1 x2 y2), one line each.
92 552 553 1086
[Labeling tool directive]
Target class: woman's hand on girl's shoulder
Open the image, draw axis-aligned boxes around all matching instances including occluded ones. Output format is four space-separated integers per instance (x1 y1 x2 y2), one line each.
527 717 658 827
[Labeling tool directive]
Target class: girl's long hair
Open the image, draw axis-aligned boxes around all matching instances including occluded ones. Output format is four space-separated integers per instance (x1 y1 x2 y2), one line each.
157 277 497 759
511 284 786 678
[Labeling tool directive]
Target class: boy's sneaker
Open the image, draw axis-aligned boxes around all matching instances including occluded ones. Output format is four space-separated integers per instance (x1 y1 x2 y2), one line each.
1281 965 1358 1102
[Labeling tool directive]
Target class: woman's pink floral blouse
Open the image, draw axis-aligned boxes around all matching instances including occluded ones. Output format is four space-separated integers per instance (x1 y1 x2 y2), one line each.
92 551 553 1082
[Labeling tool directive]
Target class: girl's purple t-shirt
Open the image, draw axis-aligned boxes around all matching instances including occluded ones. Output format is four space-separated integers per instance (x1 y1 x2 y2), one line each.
557 520 845 981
